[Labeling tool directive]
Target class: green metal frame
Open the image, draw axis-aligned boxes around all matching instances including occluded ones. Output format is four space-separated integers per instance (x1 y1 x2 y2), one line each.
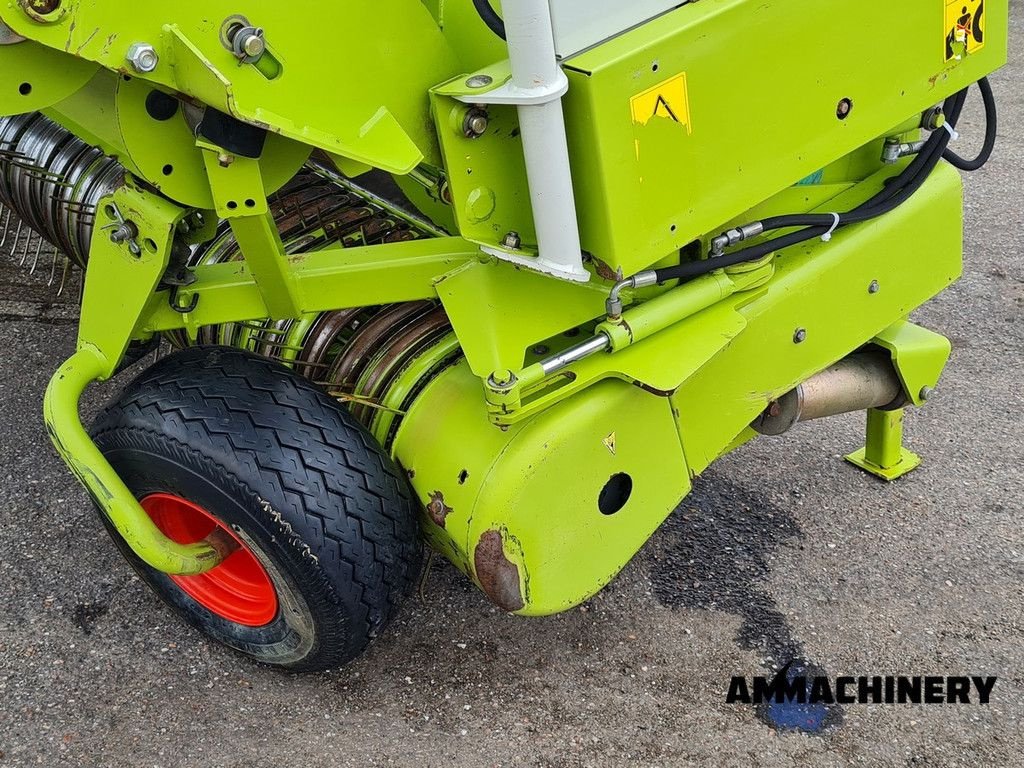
395 164 965 613
0 0 1008 612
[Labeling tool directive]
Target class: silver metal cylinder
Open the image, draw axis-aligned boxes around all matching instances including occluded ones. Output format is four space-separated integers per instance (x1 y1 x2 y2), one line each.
752 351 906 436
0 112 125 267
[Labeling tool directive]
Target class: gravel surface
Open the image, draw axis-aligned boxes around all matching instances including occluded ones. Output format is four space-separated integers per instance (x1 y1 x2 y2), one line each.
0 10 1021 767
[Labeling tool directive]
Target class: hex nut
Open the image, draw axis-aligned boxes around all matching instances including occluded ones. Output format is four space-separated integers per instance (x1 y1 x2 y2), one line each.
127 42 159 73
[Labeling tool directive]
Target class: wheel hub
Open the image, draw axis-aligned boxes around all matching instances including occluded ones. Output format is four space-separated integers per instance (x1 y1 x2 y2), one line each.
140 493 278 627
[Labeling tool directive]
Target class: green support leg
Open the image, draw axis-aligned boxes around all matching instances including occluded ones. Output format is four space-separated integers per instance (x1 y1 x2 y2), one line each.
44 347 223 575
43 182 226 576
845 408 921 481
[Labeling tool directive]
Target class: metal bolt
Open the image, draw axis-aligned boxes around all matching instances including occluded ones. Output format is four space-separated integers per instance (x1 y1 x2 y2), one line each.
921 106 945 131
502 231 522 250
466 75 493 89
217 153 235 168
793 328 807 344
462 108 489 139
869 280 880 294
836 98 853 120
240 31 266 59
532 345 550 356
109 222 138 244
488 370 516 389
222 20 266 62
920 386 935 401
126 42 159 73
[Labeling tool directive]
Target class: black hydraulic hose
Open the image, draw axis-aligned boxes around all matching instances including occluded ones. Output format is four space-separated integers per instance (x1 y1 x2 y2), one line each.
657 120 954 282
659 225 833 282
755 91 967 233
652 84 986 285
473 0 507 40
944 77 997 171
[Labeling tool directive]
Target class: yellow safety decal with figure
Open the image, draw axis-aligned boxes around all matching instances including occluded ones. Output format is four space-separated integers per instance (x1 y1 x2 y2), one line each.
946 0 986 61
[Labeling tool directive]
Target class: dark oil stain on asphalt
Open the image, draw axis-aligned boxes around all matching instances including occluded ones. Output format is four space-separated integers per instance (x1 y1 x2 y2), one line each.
650 472 843 734
72 601 110 635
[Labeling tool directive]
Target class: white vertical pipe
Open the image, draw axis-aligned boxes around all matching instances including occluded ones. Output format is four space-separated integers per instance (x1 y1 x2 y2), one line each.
502 0 590 282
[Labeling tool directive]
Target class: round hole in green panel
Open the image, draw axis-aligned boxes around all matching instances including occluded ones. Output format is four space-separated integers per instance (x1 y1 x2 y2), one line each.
598 473 633 516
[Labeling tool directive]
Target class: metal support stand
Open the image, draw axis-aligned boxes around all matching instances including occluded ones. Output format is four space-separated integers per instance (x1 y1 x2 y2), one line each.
845 408 921 481
464 0 590 282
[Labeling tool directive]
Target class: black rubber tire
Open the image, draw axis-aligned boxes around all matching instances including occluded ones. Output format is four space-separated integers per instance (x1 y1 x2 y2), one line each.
90 346 422 671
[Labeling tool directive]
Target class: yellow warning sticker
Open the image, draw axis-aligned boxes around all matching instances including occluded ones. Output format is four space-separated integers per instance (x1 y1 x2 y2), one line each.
945 0 985 62
630 73 692 134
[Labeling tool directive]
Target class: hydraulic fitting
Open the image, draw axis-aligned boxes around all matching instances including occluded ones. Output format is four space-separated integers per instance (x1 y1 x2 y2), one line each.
606 270 658 320
710 222 765 257
881 138 928 164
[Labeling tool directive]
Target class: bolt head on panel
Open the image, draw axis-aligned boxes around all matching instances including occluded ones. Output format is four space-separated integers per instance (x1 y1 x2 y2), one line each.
127 43 159 73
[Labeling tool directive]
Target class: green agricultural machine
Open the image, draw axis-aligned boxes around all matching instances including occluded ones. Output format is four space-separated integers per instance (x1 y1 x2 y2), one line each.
0 0 1006 670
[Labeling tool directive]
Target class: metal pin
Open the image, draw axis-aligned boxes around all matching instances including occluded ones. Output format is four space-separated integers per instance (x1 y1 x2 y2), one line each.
13 218 24 259
16 222 29 266
47 245 59 287
0 207 11 248
57 256 70 297
29 236 43 274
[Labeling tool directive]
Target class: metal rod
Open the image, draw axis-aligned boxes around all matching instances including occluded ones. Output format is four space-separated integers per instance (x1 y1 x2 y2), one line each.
44 348 225 576
501 0 588 282
57 255 69 297
29 236 42 274
13 219 23 260
307 158 449 238
539 334 611 375
47 245 58 287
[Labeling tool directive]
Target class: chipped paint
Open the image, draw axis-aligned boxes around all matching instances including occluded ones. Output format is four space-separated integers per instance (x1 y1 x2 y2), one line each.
426 490 453 528
473 529 525 612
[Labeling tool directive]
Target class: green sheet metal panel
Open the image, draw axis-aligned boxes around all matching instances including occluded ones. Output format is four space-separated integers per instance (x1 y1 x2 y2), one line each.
561 0 1008 277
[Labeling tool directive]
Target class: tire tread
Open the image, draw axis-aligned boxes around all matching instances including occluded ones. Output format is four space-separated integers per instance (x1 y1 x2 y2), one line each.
91 347 421 668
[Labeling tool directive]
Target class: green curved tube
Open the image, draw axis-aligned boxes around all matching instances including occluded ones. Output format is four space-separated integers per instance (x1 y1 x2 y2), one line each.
43 346 222 576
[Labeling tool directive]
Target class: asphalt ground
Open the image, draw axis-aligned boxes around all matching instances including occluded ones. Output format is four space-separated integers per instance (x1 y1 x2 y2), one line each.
0 10 1021 767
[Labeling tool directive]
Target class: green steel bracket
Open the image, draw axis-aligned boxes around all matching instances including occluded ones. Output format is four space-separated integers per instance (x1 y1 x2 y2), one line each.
436 259 608 378
139 237 481 335
2 2 461 174
201 145 302 318
429 75 535 252
44 180 223 575
843 320 950 481
484 258 772 424
0 38 98 115
872 320 954 407
77 179 187 371
845 409 922 481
